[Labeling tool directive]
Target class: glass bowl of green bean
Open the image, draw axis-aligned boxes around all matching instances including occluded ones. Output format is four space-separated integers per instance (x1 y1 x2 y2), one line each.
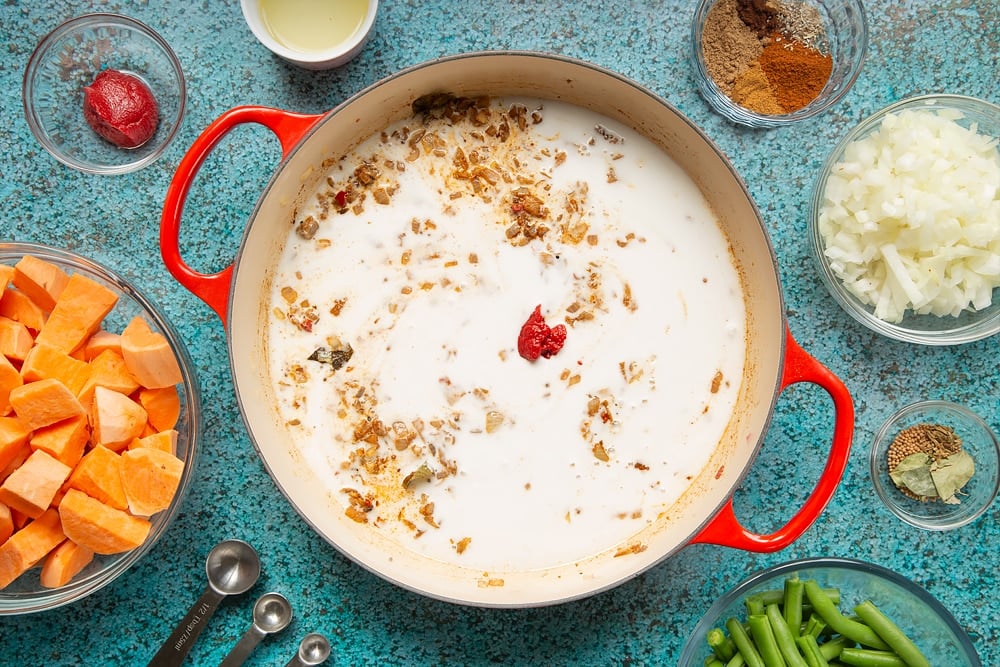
677 557 980 666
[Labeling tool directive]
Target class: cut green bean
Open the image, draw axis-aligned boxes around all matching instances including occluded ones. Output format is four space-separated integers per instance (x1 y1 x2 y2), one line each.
727 616 765 667
803 581 889 650
817 636 852 662
758 587 841 607
765 603 808 667
708 626 737 661
836 648 906 667
803 613 827 639
795 634 830 667
852 601 930 667
746 594 766 616
783 577 804 639
705 658 725 667
748 613 787 667
727 654 747 667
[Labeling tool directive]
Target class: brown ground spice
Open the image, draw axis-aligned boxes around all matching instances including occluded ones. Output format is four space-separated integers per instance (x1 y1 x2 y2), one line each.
759 33 833 112
701 0 763 94
736 0 780 38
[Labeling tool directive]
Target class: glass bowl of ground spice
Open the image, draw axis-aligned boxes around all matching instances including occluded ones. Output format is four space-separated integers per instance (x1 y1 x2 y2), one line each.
871 400 1000 531
23 13 186 175
692 0 867 128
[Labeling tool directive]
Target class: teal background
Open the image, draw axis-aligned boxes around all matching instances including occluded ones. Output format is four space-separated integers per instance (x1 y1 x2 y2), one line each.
1 1 998 665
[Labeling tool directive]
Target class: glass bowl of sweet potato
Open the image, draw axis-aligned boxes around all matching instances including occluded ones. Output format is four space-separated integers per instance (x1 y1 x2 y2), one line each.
0 242 200 615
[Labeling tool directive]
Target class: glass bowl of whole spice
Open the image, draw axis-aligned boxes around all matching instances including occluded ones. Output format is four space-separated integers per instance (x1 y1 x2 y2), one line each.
691 0 867 128
871 400 1000 531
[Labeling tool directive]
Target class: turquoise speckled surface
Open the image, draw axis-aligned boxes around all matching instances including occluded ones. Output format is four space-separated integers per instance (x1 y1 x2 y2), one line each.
1 0 999 665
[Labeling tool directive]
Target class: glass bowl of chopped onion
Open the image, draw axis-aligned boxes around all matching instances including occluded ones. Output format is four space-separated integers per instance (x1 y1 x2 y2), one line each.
870 400 1000 531
23 13 186 175
690 0 868 128
811 94 1000 344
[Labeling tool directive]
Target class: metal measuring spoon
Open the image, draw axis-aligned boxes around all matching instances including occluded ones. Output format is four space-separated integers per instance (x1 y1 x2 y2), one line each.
283 633 332 667
147 540 262 667
218 592 293 667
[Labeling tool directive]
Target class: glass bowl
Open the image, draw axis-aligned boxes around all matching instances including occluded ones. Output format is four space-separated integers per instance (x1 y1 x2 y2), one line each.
678 557 981 666
691 0 867 128
810 95 1000 344
23 13 186 175
870 400 999 531
0 242 200 615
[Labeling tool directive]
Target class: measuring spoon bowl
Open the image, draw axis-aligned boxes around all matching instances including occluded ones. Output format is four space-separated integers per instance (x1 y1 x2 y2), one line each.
147 540 262 667
219 592 293 667
284 633 332 667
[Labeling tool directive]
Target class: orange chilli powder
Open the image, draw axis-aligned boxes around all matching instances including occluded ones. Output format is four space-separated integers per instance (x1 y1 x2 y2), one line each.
759 33 833 112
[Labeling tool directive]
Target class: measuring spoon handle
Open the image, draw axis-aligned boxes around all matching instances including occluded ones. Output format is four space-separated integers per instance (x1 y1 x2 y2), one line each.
147 587 225 667
218 626 266 667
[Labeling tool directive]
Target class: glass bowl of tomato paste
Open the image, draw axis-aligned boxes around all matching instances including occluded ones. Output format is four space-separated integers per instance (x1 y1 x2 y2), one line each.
23 13 186 174
0 242 200 615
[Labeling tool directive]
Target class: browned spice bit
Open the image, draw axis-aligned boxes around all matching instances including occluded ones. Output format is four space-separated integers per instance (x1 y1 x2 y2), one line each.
454 537 472 554
710 370 724 394
613 543 647 557
592 440 610 462
296 216 319 240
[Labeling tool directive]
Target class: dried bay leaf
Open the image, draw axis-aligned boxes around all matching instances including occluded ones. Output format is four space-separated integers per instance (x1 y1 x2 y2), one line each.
930 449 975 504
890 453 937 497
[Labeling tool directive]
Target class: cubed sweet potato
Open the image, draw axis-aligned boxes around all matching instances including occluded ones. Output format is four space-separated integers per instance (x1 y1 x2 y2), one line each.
0 316 33 362
120 317 182 389
0 449 73 519
83 330 121 361
120 447 184 517
138 385 181 432
21 343 92 396
58 489 150 555
0 288 47 332
0 356 23 415
0 416 32 471
91 386 148 451
0 266 13 292
0 502 12 544
0 509 65 589
40 539 94 588
30 415 89 468
66 445 127 511
78 349 140 410
8 377 86 430
35 274 118 355
129 429 178 454
12 255 69 312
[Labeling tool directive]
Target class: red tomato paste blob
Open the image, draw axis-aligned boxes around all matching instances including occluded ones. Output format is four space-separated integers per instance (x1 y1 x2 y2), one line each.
517 305 567 361
83 69 160 149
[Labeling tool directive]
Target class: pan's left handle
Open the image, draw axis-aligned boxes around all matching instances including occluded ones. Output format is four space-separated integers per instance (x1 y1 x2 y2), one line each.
689 326 854 551
160 106 324 326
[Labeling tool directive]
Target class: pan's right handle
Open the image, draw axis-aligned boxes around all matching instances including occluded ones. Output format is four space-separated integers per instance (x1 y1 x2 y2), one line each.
159 106 324 326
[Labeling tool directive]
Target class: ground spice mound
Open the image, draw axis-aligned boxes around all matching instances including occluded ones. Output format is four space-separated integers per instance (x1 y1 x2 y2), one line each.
759 33 833 111
736 0 780 38
702 0 763 94
731 63 783 115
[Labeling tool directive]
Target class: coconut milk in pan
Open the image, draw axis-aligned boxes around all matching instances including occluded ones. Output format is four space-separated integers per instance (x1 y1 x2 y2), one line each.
265 95 747 571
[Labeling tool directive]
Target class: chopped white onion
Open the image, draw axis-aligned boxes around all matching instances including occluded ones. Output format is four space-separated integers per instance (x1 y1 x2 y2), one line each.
818 107 1000 323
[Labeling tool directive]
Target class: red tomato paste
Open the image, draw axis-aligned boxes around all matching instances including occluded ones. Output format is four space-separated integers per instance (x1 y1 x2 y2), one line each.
517 305 567 361
83 69 160 149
